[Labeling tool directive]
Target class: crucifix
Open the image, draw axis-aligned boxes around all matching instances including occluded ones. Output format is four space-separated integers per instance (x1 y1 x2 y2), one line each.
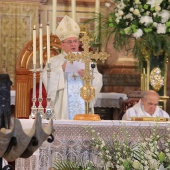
65 33 110 120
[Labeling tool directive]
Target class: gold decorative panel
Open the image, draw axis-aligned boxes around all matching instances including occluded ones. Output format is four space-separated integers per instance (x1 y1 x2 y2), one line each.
0 2 39 85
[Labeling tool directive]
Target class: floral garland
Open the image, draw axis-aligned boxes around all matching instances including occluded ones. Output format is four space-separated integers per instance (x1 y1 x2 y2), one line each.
102 0 170 65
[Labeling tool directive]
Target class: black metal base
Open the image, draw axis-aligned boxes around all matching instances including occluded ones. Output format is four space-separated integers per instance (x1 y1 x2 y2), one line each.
0 157 14 170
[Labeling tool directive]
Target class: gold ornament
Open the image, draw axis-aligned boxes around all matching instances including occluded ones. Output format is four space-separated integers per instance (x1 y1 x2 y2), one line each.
150 67 164 91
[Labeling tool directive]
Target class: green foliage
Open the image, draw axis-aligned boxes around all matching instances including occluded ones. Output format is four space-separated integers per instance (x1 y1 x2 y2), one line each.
90 0 170 67
51 125 170 170
52 160 95 170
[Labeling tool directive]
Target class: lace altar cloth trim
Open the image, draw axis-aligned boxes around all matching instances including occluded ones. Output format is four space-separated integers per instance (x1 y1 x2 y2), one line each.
15 121 170 170
94 98 120 108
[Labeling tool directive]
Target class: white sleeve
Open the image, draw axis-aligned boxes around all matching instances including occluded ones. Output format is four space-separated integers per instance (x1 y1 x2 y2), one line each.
122 107 136 120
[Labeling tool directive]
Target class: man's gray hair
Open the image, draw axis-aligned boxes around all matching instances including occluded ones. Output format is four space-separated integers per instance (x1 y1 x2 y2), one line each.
142 90 159 99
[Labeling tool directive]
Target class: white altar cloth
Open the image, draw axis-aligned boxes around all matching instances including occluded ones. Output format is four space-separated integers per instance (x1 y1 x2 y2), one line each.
15 119 170 170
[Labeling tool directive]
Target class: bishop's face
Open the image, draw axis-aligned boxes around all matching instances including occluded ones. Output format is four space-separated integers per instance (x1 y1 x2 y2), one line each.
61 37 80 54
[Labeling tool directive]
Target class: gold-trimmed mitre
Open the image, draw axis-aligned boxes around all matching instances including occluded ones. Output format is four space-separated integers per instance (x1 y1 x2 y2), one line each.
56 15 80 41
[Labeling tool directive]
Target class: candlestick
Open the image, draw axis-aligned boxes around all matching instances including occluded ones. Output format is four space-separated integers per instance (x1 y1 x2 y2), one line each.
38 64 44 117
30 64 37 119
71 0 76 20
45 63 53 119
39 24 43 65
33 25 36 65
52 0 57 34
95 0 100 15
46 23 50 63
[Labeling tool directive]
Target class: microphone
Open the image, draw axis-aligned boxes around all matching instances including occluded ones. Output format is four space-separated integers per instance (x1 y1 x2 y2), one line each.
90 61 96 114
91 62 96 69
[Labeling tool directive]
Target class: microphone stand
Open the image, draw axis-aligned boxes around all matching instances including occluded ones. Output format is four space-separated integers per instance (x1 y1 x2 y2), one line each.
90 61 96 114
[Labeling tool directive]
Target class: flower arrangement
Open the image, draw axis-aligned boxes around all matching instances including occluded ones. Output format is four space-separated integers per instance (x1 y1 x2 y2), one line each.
102 0 170 64
86 125 170 170
52 125 170 170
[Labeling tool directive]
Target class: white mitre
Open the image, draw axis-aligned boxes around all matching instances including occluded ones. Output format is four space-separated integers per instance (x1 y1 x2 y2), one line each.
56 15 80 41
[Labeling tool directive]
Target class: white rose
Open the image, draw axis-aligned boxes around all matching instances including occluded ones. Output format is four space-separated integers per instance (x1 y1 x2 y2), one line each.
147 0 163 8
118 10 124 16
140 16 153 26
153 22 158 27
105 2 111 8
125 13 133 20
115 13 119 17
153 13 157 17
158 9 170 23
133 29 143 39
130 7 134 12
157 23 166 34
133 9 140 16
117 1 125 9
155 5 161 12
116 18 120 23
135 0 140 4
146 11 150 15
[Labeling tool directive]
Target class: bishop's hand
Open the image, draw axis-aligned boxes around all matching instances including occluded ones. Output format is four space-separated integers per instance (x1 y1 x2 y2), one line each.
78 69 84 78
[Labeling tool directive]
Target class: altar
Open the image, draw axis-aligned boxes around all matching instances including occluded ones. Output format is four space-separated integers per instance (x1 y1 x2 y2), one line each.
15 119 170 170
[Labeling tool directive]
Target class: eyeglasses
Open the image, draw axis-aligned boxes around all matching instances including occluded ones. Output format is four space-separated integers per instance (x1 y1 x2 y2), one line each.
62 39 79 45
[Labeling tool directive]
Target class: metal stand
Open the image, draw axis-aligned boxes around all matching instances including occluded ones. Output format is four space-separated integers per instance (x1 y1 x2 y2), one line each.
0 158 2 169
90 62 96 114
45 63 53 119
0 157 13 170
37 64 44 118
30 64 37 119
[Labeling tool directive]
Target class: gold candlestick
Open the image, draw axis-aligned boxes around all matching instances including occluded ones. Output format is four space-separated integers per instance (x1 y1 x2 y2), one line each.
65 33 110 120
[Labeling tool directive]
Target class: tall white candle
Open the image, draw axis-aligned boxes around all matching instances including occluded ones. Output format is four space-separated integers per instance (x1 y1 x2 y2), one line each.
71 0 76 20
39 24 43 65
33 25 36 65
46 23 50 63
95 0 100 13
94 0 100 37
52 0 57 34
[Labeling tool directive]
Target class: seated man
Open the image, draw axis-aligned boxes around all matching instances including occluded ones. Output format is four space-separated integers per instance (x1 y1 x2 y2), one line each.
122 90 169 120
